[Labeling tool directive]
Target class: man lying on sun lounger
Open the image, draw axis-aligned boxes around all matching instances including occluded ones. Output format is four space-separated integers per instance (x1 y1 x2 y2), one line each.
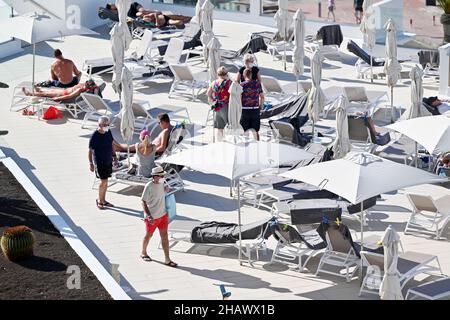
22 80 99 102
106 2 191 27
425 96 450 115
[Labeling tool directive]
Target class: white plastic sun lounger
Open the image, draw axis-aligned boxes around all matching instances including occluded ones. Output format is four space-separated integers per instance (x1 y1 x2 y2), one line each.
359 250 444 297
168 64 208 100
404 193 450 239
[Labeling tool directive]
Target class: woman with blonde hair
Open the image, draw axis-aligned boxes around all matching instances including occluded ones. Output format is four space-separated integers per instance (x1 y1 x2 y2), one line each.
207 66 232 142
127 129 156 177
236 53 261 83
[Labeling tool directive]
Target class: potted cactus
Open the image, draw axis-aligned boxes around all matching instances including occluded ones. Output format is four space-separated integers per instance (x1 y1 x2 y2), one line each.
1 226 35 261
438 0 450 42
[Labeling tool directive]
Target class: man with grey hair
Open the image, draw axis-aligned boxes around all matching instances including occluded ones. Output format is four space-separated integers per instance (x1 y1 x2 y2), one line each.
88 116 120 210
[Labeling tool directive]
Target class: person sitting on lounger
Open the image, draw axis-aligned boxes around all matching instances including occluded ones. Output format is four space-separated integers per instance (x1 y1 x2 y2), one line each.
106 2 190 27
22 80 99 102
124 129 156 177
153 113 173 156
50 49 82 88
425 96 450 115
106 2 149 18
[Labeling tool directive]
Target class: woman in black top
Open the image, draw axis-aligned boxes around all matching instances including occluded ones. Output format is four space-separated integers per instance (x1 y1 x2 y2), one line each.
236 53 262 83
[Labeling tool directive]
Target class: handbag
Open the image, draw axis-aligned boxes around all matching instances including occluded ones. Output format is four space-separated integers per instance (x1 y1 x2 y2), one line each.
42 106 64 120
165 193 177 222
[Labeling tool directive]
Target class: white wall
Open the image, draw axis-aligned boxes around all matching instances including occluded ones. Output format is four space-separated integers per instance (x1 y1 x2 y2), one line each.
65 0 107 29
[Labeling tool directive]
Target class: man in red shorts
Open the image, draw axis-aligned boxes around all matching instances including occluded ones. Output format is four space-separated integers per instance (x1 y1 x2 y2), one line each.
140 166 177 267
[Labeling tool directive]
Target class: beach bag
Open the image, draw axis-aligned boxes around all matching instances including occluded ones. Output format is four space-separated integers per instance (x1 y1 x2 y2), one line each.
165 193 177 222
42 106 63 120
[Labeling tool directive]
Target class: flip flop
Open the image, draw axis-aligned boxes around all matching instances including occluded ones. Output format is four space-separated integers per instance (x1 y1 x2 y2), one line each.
140 255 152 262
103 201 115 207
165 261 178 268
96 199 105 210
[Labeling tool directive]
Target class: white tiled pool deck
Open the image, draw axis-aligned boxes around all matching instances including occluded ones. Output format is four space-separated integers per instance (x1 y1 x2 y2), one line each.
0 19 449 300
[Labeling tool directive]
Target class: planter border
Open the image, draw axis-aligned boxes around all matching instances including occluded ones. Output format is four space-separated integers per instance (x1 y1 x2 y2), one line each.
0 156 130 300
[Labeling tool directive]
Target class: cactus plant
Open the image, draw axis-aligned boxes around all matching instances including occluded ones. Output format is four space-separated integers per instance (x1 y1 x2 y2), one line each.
1 226 35 261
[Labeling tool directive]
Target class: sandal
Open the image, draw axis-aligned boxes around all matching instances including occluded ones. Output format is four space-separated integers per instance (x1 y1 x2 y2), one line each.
96 199 105 210
103 201 114 207
140 254 152 262
165 261 178 268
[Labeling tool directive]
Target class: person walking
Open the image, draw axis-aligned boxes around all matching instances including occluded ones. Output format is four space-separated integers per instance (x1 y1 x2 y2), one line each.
327 0 336 22
240 68 264 141
354 0 364 24
140 166 178 267
88 116 119 210
207 66 232 142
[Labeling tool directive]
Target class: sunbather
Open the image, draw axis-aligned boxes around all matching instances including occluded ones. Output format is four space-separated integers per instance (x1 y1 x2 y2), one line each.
139 12 191 28
106 2 149 18
22 80 99 102
154 113 173 156
106 2 190 27
425 96 450 115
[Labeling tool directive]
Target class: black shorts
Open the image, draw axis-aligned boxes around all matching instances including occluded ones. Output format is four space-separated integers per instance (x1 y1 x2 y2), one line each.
240 108 261 132
95 163 112 180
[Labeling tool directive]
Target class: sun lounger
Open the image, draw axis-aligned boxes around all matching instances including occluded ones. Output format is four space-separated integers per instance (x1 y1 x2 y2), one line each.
406 277 450 300
315 222 383 282
404 193 450 239
359 250 444 297
346 40 411 79
258 181 337 210
10 82 106 120
220 36 268 69
323 86 388 118
168 64 208 100
305 24 343 58
271 223 327 272
82 29 160 77
261 76 310 101
239 143 327 207
165 217 273 264
422 98 441 116
273 196 378 227
418 49 439 81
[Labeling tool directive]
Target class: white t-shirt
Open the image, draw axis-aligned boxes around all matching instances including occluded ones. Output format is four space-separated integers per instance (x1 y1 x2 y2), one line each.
438 102 450 114
141 180 166 219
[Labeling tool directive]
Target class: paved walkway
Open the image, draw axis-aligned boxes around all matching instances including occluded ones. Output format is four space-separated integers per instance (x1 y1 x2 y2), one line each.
0 19 449 300
278 0 444 48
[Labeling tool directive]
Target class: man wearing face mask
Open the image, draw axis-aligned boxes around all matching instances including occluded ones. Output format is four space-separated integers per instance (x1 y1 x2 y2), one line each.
140 166 177 267
88 116 119 210
236 53 261 83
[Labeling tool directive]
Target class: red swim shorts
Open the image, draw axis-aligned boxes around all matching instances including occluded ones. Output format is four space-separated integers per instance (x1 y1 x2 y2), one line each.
144 214 168 234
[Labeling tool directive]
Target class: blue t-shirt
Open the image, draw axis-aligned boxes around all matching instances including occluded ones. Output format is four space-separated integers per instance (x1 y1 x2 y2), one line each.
89 130 113 165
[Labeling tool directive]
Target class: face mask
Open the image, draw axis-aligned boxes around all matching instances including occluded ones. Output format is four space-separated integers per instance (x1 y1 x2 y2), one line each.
159 178 166 184
247 63 254 68
102 126 110 132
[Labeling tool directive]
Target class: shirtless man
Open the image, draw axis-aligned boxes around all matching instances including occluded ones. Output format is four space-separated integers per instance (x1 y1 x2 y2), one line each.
154 113 173 156
50 49 82 88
